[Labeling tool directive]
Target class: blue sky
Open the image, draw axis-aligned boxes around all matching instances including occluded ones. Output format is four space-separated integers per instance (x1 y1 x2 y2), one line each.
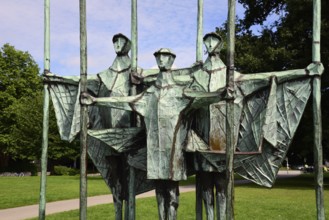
0 0 246 76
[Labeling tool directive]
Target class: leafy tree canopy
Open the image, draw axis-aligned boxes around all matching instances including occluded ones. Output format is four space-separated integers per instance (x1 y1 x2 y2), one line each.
8 91 79 161
0 44 41 154
0 44 79 165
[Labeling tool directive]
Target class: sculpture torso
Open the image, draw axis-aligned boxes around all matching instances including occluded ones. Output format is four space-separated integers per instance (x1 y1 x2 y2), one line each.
133 71 190 181
194 55 226 92
97 55 131 128
190 54 227 153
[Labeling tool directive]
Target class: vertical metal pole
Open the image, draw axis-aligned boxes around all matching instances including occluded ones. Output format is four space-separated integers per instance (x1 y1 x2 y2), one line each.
131 0 138 73
195 173 203 220
196 0 204 62
39 0 50 219
128 0 137 219
225 0 236 219
79 0 88 219
196 1 204 219
312 0 325 219
128 166 136 220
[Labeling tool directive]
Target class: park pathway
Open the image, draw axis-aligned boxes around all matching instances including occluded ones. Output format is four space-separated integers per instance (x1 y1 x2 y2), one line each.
0 170 301 220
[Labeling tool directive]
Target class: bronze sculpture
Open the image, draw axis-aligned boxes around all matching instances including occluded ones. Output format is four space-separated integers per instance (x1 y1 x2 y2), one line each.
45 33 153 220
81 48 226 219
40 0 325 219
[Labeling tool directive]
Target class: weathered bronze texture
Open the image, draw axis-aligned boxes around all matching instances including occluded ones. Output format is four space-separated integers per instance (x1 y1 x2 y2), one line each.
41 1 325 220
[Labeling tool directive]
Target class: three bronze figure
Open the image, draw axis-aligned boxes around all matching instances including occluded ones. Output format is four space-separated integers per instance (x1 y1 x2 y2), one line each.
44 32 323 219
40 0 324 219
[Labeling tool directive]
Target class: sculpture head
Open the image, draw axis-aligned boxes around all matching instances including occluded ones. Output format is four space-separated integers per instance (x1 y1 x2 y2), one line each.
203 32 223 55
112 33 131 55
154 48 176 71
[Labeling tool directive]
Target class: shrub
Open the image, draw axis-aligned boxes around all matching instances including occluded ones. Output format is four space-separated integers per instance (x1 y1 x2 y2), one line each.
53 165 79 176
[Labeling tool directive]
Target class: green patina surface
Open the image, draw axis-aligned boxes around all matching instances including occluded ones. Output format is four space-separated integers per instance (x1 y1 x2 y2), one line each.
42 0 324 219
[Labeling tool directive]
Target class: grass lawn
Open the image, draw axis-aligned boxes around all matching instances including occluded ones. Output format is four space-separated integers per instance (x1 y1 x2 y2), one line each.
0 174 196 210
28 174 329 219
0 176 109 209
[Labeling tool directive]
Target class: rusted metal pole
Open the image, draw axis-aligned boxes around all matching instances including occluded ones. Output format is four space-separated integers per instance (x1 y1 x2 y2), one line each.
79 0 88 219
312 0 325 219
225 0 236 219
39 0 50 219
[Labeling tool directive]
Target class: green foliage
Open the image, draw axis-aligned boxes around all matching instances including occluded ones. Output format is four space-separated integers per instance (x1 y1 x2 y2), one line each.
0 44 41 156
238 0 285 28
0 44 79 164
53 165 79 176
6 91 43 160
8 88 79 160
8 90 79 161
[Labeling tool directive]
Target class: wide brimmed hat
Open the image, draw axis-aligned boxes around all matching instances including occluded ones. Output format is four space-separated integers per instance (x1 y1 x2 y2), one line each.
154 48 176 58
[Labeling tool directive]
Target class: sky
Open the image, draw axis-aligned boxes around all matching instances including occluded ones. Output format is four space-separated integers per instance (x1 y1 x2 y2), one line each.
0 0 246 76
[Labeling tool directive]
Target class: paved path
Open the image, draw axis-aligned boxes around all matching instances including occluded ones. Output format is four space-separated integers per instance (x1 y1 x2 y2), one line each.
0 170 301 220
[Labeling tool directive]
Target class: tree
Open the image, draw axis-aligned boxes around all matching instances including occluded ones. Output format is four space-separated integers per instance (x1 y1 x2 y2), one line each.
0 44 79 169
8 91 79 162
0 44 41 167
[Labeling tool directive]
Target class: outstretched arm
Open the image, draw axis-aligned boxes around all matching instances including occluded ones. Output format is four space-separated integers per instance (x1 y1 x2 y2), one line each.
235 63 324 95
44 72 98 83
80 92 143 111
184 87 227 109
44 74 79 85
235 62 323 83
132 62 202 85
